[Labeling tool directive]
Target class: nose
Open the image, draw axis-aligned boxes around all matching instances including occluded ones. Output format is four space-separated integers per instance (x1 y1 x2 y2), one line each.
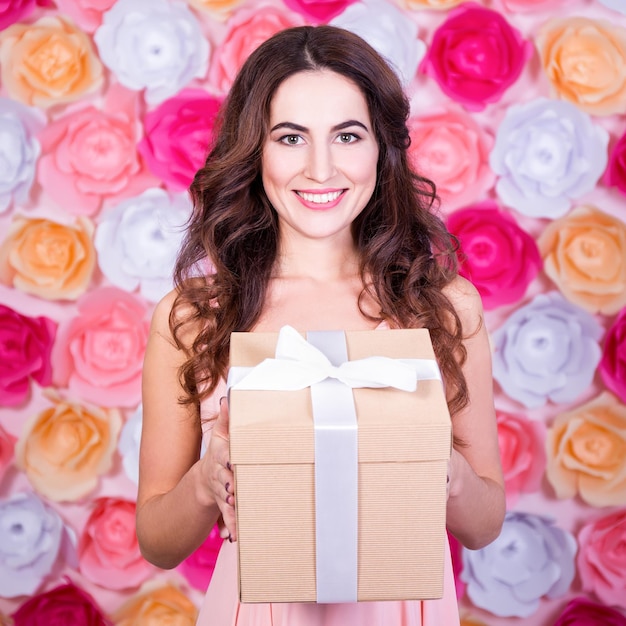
304 143 336 182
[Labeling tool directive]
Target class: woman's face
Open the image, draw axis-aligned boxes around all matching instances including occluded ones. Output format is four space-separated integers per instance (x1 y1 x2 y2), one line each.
261 70 379 246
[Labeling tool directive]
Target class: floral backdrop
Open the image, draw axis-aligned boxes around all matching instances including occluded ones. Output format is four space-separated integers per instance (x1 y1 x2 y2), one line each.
0 0 625 624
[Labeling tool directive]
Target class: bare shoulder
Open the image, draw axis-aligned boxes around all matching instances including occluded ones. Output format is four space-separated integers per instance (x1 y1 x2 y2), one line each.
149 287 201 350
442 275 484 336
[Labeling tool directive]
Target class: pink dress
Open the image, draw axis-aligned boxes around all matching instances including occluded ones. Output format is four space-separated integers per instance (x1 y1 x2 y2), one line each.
196 325 461 626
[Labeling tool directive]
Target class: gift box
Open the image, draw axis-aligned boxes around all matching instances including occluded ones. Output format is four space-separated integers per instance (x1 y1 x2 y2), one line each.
228 326 452 604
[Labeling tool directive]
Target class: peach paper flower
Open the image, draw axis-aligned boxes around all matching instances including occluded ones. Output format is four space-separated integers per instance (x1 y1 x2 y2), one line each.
52 0 116 33
0 215 96 301
546 392 626 508
185 0 245 20
15 391 122 502
0 15 104 109
538 205 626 316
537 17 626 117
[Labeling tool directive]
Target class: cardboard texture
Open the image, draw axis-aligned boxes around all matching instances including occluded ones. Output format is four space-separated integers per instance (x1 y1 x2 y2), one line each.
229 328 452 604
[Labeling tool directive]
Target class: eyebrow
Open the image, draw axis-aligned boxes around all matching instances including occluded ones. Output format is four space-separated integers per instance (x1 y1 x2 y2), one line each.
269 120 370 133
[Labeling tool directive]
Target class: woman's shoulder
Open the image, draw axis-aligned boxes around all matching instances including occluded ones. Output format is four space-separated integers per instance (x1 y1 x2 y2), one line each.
442 275 485 333
149 286 203 349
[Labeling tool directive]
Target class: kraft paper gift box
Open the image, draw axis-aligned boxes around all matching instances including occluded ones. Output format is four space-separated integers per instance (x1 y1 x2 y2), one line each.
228 325 451 604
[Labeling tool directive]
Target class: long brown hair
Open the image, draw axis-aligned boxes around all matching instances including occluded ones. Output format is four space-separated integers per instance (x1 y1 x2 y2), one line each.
172 25 468 418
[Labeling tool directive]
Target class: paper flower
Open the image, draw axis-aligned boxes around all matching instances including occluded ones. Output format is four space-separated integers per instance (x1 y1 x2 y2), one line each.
420 3 532 111
407 111 494 211
0 0 37 30
447 531 465 599
0 215 96 301
118 405 142 485
94 0 210 104
0 424 17 482
186 0 244 20
0 491 74 598
0 304 56 407
330 0 426 86
177 523 224 590
79 498 154 590
600 308 626 404
554 597 626 625
497 410 546 506
462 511 577 618
492 292 603 408
546 392 626 507
94 189 190 302
138 89 222 191
15 391 122 502
11 580 110 625
37 85 158 217
446 201 541 309
283 0 357 23
597 0 626 14
459 617 489 626
400 0 464 8
51 0 116 32
0 98 45 214
490 98 609 218
605 129 626 196
538 205 626 315
577 509 626 607
208 4 303 94
537 17 626 117
51 287 150 407
493 0 566 11
0 15 104 108
112 582 198 625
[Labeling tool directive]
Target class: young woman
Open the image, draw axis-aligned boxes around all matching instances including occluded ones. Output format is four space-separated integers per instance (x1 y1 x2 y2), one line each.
137 25 505 626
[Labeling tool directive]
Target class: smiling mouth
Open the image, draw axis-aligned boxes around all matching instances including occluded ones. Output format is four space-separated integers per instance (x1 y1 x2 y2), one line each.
296 190 344 204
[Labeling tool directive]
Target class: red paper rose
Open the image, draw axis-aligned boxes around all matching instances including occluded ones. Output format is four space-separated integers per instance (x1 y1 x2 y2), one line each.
420 3 532 111
554 597 626 625
605 130 626 196
600 307 626 403
177 523 224 590
138 89 223 191
282 0 357 22
0 0 37 30
11 580 111 626
0 304 56 406
446 201 542 309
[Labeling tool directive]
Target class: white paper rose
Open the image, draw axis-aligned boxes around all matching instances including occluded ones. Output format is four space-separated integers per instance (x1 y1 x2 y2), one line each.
94 0 210 104
489 98 608 219
95 188 191 302
330 0 425 86
118 405 142 485
0 98 44 214
462 511 577 618
0 491 75 598
492 292 603 409
597 0 626 14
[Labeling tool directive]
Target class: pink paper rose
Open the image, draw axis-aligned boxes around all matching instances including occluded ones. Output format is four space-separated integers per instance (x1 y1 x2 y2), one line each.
177 523 223 590
0 304 56 407
208 4 303 94
37 85 157 216
446 201 542 309
51 0 116 33
605 130 626 197
577 510 626 608
138 89 223 191
282 0 357 23
51 287 150 407
497 410 546 506
494 0 565 11
79 498 154 590
408 110 495 212
420 3 532 111
0 424 17 482
600 307 626 404
554 597 626 625
447 531 466 599
0 0 37 30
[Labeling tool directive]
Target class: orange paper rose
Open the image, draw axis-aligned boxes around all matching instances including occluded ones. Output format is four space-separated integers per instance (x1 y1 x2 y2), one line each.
537 17 626 116
15 391 122 502
546 392 626 508
0 215 96 300
0 15 104 109
537 205 626 315
112 583 198 626
186 0 244 19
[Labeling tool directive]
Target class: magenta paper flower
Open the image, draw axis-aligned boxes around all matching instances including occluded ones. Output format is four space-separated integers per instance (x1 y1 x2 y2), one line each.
0 304 56 407
462 511 577 618
0 424 17 482
138 89 223 191
605 130 626 197
0 0 37 30
177 523 224 591
283 0 357 23
577 509 626 608
554 597 626 625
600 307 626 404
79 498 154 590
446 201 541 309
497 411 546 507
446 531 465 600
420 3 532 111
51 287 150 407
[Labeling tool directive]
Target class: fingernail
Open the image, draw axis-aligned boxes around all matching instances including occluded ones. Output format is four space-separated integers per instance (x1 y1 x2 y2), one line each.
228 533 233 543
225 482 230 493
226 461 232 471
219 396 226 407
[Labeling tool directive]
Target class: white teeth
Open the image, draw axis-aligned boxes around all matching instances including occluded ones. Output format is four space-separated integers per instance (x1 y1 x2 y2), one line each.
298 190 342 204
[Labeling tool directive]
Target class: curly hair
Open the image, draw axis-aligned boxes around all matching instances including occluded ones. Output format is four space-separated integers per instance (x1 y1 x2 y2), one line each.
172 25 469 420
